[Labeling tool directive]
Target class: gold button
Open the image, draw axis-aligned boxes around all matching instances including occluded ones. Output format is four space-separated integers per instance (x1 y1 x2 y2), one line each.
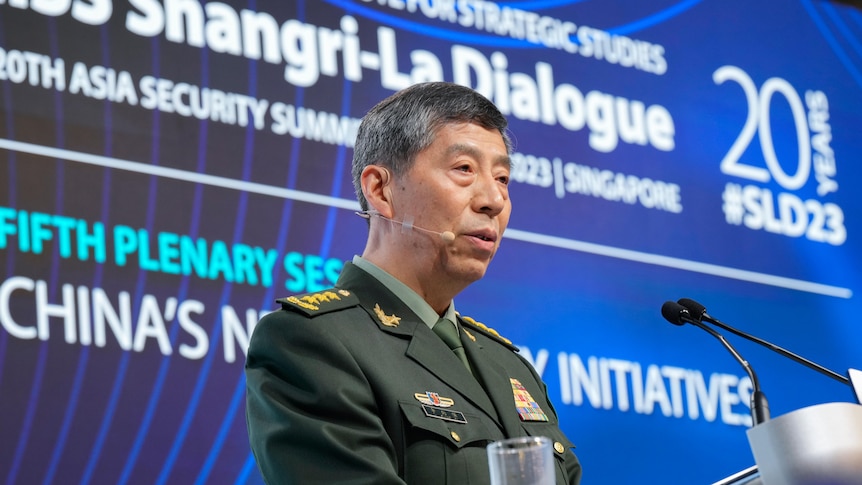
554 442 565 454
450 431 461 442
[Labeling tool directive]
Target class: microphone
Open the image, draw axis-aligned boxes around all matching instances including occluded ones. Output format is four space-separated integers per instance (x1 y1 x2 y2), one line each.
677 298 851 387
662 301 770 425
356 211 456 243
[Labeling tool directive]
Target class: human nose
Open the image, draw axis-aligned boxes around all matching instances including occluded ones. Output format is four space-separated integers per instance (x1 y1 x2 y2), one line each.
473 171 507 216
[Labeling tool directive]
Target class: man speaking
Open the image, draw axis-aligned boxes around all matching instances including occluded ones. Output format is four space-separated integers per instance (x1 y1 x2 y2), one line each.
245 82 583 484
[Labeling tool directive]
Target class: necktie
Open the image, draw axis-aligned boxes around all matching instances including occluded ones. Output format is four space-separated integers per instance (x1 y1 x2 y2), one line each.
433 318 472 373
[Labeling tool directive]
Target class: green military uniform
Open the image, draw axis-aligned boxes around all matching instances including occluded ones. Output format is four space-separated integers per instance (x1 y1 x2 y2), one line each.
245 262 582 484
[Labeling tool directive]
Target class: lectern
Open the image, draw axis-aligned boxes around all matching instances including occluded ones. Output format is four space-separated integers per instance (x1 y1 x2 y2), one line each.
713 369 862 485
745 402 862 485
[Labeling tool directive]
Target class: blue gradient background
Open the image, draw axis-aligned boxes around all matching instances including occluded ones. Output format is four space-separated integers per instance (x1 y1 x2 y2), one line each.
1 1 860 483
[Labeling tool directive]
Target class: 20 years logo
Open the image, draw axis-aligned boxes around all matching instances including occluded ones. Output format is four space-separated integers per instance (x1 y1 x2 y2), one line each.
713 65 843 246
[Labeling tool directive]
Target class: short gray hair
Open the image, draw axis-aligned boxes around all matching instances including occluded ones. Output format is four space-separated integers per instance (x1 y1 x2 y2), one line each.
352 82 511 210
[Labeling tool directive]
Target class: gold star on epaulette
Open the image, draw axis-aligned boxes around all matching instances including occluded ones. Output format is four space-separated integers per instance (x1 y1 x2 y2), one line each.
288 295 319 311
288 291 346 311
278 289 357 317
373 304 401 327
313 291 337 303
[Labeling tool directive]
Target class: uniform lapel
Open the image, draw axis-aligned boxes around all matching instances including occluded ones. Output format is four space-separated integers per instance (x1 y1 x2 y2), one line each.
403 327 500 425
335 263 504 429
460 326 524 439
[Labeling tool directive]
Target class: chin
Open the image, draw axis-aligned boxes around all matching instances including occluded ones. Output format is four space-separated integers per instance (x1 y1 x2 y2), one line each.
452 262 491 284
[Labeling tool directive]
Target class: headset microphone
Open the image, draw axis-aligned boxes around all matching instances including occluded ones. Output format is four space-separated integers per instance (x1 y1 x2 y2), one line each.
357 211 456 243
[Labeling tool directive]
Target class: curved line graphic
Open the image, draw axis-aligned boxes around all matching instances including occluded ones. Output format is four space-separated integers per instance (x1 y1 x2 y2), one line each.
800 0 862 89
323 0 533 47
607 0 702 35
118 337 172 483
229 49 310 485
115 193 171 480
194 370 247 485
6 18 65 485
502 0 588 8
151 59 218 485
156 286 231 485
108 36 164 485
850 8 862 30
324 0 702 47
42 346 90 485
42 23 115 485
77 120 150 484
236 453 259 484
0 11 16 403
196 4 269 480
822 2 862 58
79 356 130 484
156 48 266 485
319 80 353 258
5 341 48 485
233 89 308 484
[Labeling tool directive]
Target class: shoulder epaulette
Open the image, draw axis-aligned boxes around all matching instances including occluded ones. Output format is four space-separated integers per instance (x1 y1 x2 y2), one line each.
276 288 359 317
458 314 518 352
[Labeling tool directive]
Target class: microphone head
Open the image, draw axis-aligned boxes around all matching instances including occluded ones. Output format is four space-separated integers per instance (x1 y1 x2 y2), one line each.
677 298 707 320
661 301 689 326
440 231 456 243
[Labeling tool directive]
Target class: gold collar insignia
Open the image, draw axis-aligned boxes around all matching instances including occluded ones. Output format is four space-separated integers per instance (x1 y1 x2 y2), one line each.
373 303 401 327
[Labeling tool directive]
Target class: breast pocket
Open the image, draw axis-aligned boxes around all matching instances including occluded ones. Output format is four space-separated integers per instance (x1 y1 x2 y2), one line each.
399 400 495 448
399 400 500 484
520 422 577 483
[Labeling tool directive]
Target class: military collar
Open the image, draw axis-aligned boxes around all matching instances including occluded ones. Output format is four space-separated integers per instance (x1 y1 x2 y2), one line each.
352 255 456 331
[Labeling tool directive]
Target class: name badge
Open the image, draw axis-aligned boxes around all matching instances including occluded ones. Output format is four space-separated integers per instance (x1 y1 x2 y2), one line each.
422 404 468 424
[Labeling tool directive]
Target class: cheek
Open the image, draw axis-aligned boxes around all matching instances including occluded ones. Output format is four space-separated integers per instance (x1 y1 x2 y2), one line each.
433 193 466 215
500 204 513 226
397 188 430 214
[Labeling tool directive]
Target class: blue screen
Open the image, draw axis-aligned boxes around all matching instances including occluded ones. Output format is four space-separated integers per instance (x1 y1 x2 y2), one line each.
1 1 860 483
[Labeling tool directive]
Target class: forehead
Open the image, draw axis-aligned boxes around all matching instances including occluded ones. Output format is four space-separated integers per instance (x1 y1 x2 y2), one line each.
429 122 511 168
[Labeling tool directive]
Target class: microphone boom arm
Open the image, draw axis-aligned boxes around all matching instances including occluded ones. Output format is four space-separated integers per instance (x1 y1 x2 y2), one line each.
677 298 851 386
705 315 848 386
686 318 771 425
662 301 770 425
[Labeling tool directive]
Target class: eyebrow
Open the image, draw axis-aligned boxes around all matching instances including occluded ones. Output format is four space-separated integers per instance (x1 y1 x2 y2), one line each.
446 143 512 170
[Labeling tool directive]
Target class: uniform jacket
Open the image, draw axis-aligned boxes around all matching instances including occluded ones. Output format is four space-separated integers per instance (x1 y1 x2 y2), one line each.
245 262 582 484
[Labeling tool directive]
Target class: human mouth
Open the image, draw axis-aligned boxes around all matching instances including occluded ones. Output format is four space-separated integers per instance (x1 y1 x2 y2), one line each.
465 229 497 249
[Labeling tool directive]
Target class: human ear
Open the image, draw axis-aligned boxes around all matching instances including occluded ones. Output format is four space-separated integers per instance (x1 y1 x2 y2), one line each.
360 165 395 218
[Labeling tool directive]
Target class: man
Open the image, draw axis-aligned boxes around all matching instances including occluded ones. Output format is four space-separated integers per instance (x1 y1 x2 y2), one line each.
245 82 582 484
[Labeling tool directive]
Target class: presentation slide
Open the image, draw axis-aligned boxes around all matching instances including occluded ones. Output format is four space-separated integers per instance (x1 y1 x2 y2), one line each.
1 0 860 483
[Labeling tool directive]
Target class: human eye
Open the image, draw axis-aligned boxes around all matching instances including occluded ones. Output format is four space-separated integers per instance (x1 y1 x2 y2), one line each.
495 168 510 185
453 163 474 174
